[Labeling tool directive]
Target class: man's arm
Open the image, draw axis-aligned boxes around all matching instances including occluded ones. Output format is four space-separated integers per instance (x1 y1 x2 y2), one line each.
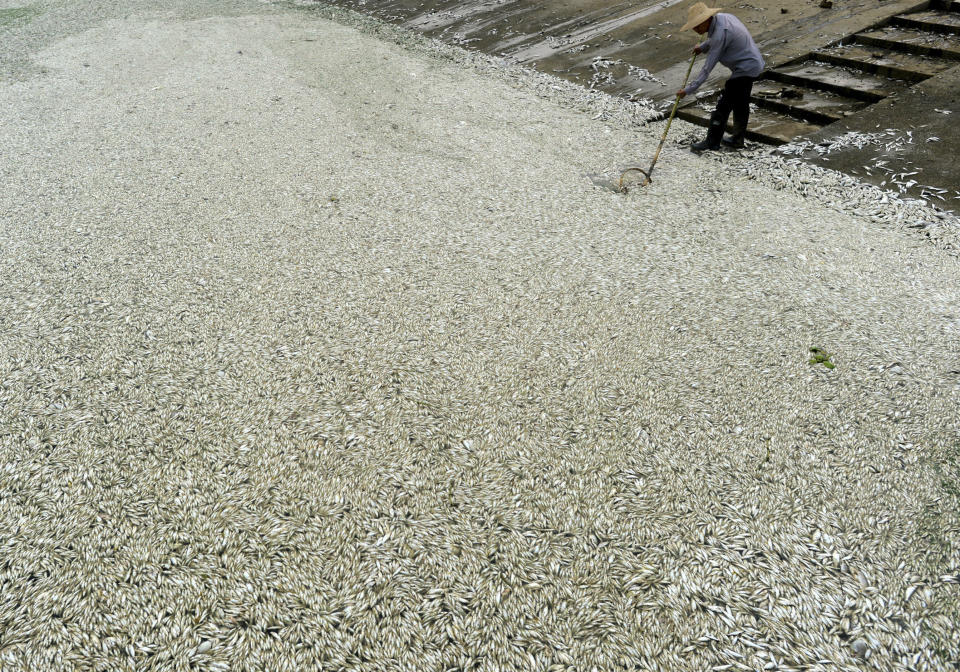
683 26 726 95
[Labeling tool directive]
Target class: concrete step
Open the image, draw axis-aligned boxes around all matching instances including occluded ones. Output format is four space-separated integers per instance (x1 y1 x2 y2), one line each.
750 81 871 124
931 0 960 11
766 61 913 102
812 43 955 80
893 10 960 36
855 27 960 60
675 103 822 145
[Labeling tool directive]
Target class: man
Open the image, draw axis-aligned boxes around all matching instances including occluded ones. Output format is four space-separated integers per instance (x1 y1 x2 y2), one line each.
676 3 765 151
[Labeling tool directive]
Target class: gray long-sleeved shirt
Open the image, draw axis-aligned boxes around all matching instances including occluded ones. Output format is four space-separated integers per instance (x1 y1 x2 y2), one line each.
682 13 765 95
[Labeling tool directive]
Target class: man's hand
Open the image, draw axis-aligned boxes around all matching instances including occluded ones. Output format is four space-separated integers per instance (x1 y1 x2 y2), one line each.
693 44 703 55
676 89 687 99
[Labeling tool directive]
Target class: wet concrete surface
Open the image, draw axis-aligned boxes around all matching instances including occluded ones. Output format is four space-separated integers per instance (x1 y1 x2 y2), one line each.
796 63 960 212
770 60 914 100
321 0 929 103
817 42 958 80
752 81 869 123
859 25 960 55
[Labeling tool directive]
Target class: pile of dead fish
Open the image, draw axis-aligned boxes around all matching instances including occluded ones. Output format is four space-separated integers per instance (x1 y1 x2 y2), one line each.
779 130 958 204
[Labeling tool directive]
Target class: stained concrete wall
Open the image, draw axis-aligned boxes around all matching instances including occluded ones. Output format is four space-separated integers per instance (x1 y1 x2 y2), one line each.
321 0 930 101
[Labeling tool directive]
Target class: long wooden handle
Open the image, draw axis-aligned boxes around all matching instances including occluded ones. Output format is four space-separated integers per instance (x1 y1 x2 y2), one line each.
644 50 698 183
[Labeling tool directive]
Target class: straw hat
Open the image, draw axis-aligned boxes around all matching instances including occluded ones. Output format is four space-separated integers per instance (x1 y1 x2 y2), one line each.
681 2 722 31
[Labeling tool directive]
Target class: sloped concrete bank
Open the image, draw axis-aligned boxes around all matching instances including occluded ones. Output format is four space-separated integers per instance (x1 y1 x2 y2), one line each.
312 0 930 102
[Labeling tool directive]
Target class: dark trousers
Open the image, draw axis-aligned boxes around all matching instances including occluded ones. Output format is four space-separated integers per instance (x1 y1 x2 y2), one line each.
707 76 756 142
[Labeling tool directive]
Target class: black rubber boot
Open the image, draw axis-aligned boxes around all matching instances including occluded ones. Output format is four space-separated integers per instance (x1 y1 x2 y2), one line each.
721 133 745 149
723 103 749 149
691 120 724 153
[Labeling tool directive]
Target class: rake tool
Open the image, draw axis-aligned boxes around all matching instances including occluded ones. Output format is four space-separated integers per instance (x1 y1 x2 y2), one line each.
618 50 698 191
